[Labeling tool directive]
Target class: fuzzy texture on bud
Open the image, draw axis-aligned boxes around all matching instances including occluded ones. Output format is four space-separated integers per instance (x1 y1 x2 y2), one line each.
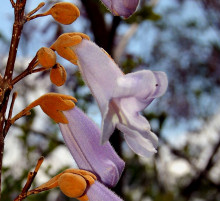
45 2 80 24
50 63 67 86
50 33 90 65
37 47 56 69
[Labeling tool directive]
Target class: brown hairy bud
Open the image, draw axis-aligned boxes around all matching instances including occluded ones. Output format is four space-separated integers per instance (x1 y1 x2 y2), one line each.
50 63 67 86
45 2 80 25
37 47 56 69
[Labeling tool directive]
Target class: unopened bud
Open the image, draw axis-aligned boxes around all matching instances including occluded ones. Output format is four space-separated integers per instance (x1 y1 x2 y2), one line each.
50 33 90 65
45 2 80 25
58 173 87 198
37 47 56 69
50 63 67 86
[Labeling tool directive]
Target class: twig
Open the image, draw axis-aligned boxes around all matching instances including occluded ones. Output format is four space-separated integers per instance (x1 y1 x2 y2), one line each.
14 156 44 201
32 67 47 74
26 2 45 18
11 55 38 85
3 92 17 137
10 0 15 8
27 13 47 22
181 136 220 198
0 0 27 197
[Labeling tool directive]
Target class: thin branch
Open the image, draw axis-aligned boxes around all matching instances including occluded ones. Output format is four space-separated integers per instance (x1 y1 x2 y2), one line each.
3 92 17 137
10 0 15 8
27 13 47 22
4 0 27 82
14 157 44 201
26 2 45 18
32 67 47 74
11 55 38 85
181 136 220 198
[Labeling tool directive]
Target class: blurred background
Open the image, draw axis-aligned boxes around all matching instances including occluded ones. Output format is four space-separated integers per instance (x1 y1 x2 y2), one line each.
0 0 220 200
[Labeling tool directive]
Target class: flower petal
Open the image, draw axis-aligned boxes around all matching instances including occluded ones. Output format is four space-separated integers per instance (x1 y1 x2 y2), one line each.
87 181 123 201
117 123 158 157
101 99 119 144
74 40 123 115
101 0 139 18
59 107 125 187
113 70 168 104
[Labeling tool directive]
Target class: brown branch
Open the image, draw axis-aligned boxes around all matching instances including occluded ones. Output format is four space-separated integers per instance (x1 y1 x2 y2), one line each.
10 0 15 8
26 2 45 18
27 13 47 22
4 0 27 81
181 136 220 198
0 1 27 197
81 0 108 49
11 55 38 85
14 157 44 201
3 92 17 137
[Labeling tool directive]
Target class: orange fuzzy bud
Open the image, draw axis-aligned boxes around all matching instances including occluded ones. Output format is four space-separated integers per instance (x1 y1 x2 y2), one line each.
37 47 56 69
45 2 80 25
50 33 90 65
37 93 77 123
11 93 77 124
27 169 97 201
58 173 87 198
50 63 67 86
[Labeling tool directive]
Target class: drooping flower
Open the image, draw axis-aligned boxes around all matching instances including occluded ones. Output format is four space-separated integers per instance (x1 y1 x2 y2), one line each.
54 37 168 157
101 0 139 18
59 107 125 187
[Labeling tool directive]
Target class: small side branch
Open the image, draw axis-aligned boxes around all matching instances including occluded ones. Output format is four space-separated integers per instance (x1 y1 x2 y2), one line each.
14 157 44 201
3 92 17 137
26 2 45 18
10 0 15 8
11 55 38 85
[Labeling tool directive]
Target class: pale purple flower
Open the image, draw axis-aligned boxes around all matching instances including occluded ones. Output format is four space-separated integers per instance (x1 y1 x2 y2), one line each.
72 39 168 158
101 0 139 18
87 181 123 201
59 107 125 187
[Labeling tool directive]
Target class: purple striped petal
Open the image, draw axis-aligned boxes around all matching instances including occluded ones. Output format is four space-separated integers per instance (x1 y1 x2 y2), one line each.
59 107 125 187
87 181 123 201
101 0 139 18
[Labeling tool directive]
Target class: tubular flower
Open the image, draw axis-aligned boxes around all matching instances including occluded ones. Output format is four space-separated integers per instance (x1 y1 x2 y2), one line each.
100 0 139 18
64 39 168 157
59 107 125 187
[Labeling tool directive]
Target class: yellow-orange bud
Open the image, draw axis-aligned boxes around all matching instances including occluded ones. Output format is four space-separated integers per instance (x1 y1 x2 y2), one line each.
37 47 56 69
27 169 97 201
58 173 87 198
50 33 90 65
50 63 67 86
10 93 77 124
45 2 80 25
